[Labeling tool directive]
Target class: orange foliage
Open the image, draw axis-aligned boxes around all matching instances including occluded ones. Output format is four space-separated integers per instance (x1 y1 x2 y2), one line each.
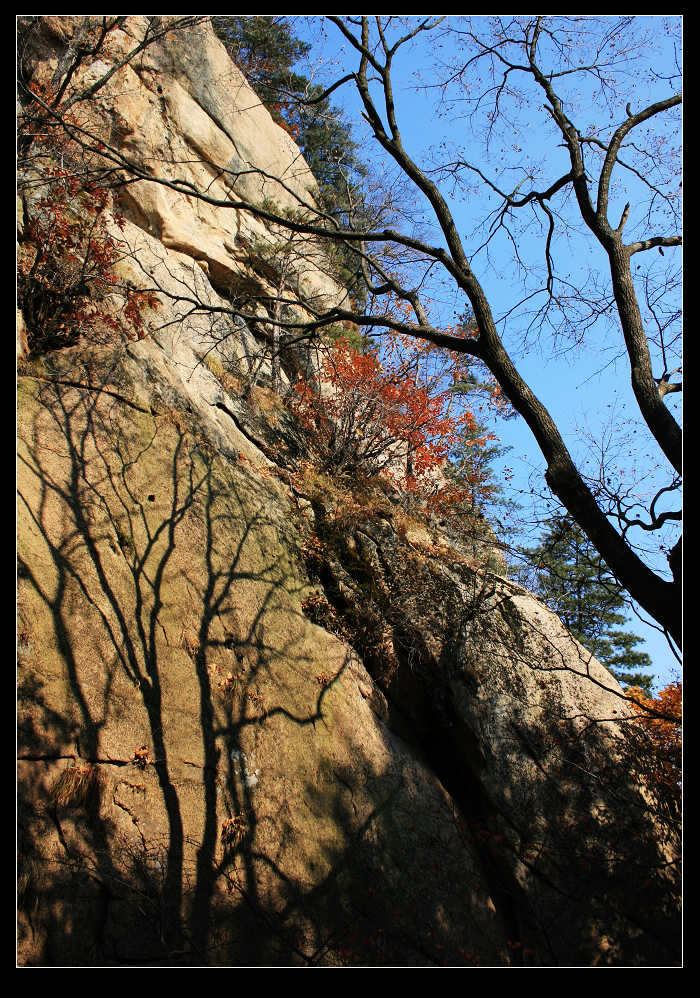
18 77 161 351
291 337 485 494
625 681 682 823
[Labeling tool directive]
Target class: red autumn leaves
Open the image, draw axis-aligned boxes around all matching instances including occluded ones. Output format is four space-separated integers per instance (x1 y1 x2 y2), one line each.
18 167 161 352
291 334 486 495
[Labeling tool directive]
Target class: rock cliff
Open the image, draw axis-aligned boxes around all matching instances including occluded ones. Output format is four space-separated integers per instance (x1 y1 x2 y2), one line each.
17 17 680 966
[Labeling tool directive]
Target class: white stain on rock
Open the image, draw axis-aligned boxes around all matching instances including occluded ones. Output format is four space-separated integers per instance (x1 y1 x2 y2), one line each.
230 748 260 788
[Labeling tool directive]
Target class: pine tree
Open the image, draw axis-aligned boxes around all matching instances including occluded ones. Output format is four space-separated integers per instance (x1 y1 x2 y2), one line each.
211 16 370 300
447 413 509 511
518 516 654 691
443 320 519 526
211 15 312 117
210 16 367 203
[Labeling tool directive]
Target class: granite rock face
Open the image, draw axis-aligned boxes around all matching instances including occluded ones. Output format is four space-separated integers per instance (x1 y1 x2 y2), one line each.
16 345 509 966
17 17 679 966
18 15 345 374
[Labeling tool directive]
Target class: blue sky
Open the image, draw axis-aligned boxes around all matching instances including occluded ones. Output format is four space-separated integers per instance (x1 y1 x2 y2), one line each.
292 15 682 689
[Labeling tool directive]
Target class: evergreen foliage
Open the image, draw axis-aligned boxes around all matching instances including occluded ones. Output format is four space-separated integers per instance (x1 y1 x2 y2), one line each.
211 16 371 301
211 17 367 211
446 398 512 515
517 516 654 691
